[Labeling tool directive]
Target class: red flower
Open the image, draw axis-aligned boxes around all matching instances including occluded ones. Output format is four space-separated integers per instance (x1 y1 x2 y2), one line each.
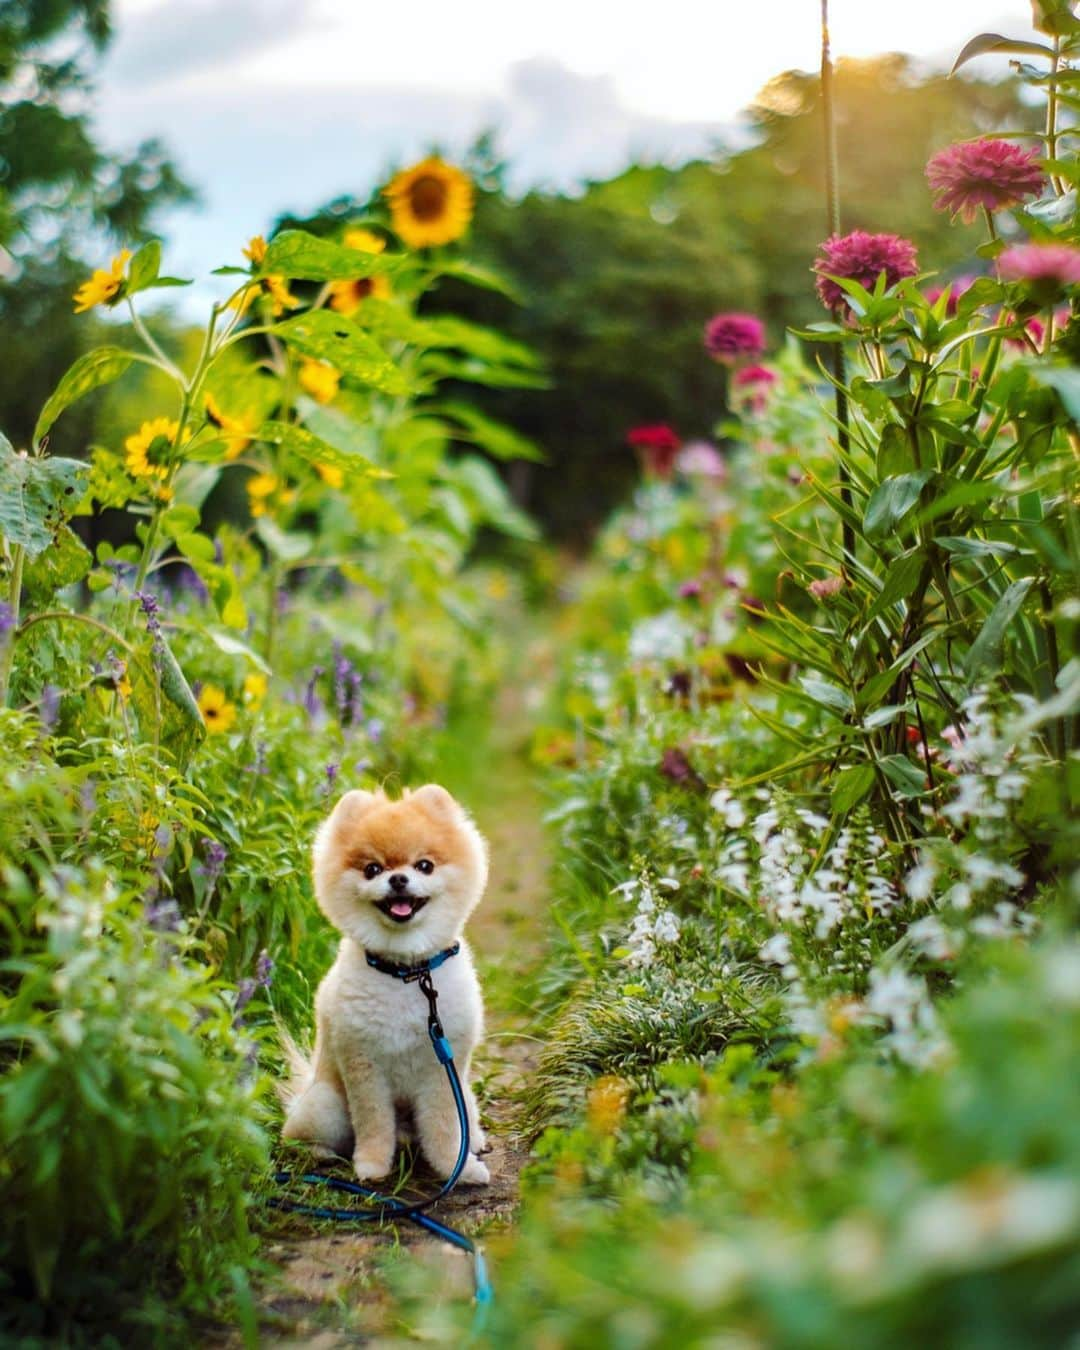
814 231 919 311
926 139 1045 224
998 243 1080 304
704 312 766 364
627 423 682 477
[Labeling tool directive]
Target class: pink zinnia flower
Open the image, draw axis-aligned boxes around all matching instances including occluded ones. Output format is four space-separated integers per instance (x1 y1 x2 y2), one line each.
704 312 766 364
926 140 1045 224
925 274 978 316
627 423 681 477
814 231 919 311
998 243 1080 304
733 364 777 389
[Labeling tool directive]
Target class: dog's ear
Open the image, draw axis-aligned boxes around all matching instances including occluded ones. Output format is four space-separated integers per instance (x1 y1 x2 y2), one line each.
330 789 379 831
410 784 459 819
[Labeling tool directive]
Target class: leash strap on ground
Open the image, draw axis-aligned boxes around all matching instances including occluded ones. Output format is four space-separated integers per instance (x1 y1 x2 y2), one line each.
268 949 493 1312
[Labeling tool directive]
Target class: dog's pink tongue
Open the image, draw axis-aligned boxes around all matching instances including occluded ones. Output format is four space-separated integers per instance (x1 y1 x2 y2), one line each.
390 900 413 917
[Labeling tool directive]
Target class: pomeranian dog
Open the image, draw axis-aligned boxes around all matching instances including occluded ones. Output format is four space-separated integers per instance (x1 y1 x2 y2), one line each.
281 784 490 1185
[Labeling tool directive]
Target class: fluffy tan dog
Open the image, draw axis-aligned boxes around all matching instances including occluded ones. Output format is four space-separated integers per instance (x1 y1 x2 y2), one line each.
281 784 490 1185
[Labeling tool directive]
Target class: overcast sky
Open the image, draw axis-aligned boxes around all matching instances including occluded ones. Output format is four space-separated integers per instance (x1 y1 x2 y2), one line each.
96 1 1035 310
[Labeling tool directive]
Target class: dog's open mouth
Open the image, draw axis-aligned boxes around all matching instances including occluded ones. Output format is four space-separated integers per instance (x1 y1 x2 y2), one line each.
374 895 430 923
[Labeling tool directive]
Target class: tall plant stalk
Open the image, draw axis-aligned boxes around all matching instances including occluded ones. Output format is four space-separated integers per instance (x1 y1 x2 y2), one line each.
821 0 855 566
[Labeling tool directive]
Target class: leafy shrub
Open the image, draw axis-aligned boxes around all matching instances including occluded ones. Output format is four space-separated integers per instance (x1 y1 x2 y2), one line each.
0 740 268 1340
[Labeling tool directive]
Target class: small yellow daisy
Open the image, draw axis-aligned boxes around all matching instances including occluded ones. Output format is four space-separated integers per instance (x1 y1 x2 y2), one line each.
243 235 268 265
73 249 132 314
198 684 237 734
298 360 340 404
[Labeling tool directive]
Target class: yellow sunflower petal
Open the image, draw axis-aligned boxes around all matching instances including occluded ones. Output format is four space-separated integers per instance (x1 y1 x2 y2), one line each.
384 157 473 250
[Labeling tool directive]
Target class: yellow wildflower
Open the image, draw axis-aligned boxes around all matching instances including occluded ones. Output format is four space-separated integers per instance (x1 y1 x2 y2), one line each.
205 392 259 460
344 227 386 254
298 360 341 404
246 471 279 518
329 274 391 315
314 461 344 489
73 249 131 313
198 684 237 735
229 236 298 316
384 157 473 250
586 1074 631 1135
243 671 268 706
264 274 300 316
328 227 391 314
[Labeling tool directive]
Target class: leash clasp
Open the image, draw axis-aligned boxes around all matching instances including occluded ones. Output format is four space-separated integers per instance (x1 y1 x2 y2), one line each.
417 969 454 1063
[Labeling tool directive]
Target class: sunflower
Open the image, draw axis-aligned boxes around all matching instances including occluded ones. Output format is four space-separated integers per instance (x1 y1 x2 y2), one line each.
205 392 259 459
198 684 237 735
124 417 188 499
229 235 299 316
328 228 391 314
73 249 132 314
384 157 473 250
298 359 341 404
314 461 344 489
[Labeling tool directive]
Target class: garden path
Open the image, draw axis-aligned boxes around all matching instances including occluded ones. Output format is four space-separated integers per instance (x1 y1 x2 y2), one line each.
223 621 554 1347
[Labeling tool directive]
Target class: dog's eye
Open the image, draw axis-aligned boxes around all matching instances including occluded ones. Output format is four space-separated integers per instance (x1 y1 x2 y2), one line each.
415 859 434 875
363 862 383 880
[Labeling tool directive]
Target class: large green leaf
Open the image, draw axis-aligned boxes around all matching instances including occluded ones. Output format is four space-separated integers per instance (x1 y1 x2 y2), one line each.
950 32 1053 75
965 577 1036 680
831 763 875 815
261 230 394 281
433 401 545 462
258 419 391 481
21 525 92 603
863 472 930 540
0 435 89 558
271 312 407 394
33 347 136 447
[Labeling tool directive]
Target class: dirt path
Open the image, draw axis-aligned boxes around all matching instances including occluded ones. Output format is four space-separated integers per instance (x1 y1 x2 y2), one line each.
228 625 553 1347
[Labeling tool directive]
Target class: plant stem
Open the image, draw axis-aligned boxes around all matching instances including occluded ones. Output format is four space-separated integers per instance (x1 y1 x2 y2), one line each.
820 0 855 567
1047 35 1063 194
0 544 25 706
982 207 998 245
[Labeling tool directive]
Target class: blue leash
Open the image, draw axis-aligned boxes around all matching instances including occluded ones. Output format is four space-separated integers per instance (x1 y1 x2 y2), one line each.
269 946 493 1314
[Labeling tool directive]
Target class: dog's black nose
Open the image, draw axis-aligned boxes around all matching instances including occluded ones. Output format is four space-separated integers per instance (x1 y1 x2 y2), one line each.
388 872 410 893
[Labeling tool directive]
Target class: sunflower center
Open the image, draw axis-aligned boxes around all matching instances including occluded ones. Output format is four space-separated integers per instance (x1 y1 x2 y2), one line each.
353 277 374 299
408 175 449 221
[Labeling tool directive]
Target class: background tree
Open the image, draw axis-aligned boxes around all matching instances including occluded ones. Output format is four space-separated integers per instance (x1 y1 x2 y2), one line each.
0 0 192 456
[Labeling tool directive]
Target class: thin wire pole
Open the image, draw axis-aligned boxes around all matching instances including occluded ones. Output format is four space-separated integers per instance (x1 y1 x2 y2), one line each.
821 0 855 565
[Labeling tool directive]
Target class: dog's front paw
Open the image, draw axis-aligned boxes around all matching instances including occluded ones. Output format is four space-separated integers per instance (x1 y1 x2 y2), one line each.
353 1147 393 1182
458 1155 490 1186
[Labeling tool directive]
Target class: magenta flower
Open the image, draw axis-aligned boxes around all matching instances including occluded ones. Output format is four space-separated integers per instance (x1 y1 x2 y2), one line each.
704 312 766 364
998 243 1080 304
627 423 682 477
926 140 1045 224
814 231 919 311
733 364 777 389
925 274 978 316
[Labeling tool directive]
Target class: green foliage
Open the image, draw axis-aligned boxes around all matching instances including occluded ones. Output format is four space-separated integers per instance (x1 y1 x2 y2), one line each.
0 710 268 1340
